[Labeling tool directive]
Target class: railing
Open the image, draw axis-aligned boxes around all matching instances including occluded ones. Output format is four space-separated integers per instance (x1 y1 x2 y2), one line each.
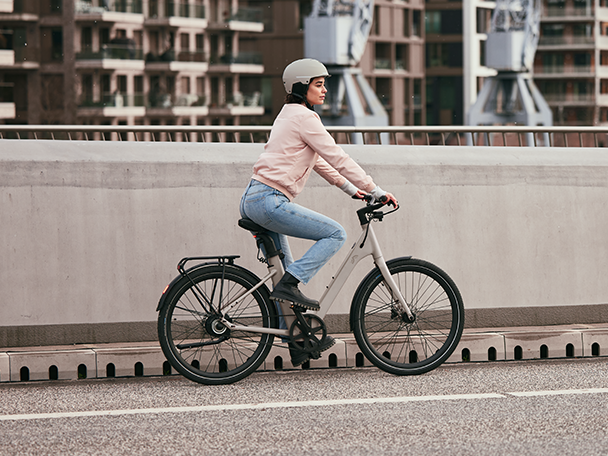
2 125 608 147
374 58 392 70
77 44 144 61
227 7 262 23
210 52 262 65
147 93 206 108
75 0 143 14
544 6 594 17
542 93 595 103
534 65 593 74
79 92 145 108
538 36 595 46
165 1 204 19
145 50 207 63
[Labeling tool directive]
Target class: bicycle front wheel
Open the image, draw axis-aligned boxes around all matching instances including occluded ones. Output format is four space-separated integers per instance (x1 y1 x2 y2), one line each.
158 264 276 385
351 258 464 376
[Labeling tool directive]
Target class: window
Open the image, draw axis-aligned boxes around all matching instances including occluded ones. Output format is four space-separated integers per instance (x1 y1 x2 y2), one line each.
413 10 421 36
425 10 462 34
573 24 593 37
374 6 380 35
81 74 93 104
81 27 92 51
476 8 491 34
542 24 564 36
117 75 127 94
134 75 143 106
396 44 408 70
413 78 422 107
403 9 409 36
375 42 391 69
376 78 392 109
100 28 110 45
40 27 63 62
426 42 462 67
574 52 591 67
180 33 189 51
182 76 191 94
426 11 441 34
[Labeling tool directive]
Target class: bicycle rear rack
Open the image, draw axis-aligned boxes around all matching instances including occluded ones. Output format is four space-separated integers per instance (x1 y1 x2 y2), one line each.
176 256 240 315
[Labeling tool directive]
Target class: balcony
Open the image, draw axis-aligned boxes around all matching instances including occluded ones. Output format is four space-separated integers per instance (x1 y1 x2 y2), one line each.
538 35 595 49
76 44 145 70
207 7 263 32
145 50 208 72
374 58 392 71
0 0 37 20
11 45 39 69
542 93 595 105
146 93 208 116
0 29 13 66
0 82 15 119
533 65 594 77
0 0 12 14
542 6 594 20
145 1 206 28
75 0 144 24
209 91 263 116
208 52 263 74
78 92 146 117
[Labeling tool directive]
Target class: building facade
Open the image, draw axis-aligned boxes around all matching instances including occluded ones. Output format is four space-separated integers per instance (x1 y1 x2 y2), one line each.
534 0 608 126
0 0 265 127
2 0 608 128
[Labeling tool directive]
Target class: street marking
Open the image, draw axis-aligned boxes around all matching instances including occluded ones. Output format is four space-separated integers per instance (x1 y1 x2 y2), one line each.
0 393 503 422
1 388 608 422
507 387 608 397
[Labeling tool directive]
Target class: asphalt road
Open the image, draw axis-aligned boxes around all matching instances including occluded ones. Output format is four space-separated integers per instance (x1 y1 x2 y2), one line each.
1 358 608 455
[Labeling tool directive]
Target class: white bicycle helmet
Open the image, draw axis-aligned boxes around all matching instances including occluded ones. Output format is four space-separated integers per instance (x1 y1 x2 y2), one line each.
282 58 330 95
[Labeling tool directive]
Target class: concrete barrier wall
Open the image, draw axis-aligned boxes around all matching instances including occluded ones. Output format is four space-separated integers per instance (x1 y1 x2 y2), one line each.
1 140 607 347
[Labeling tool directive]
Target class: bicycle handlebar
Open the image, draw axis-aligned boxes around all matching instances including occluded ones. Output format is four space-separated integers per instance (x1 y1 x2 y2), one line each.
355 195 399 226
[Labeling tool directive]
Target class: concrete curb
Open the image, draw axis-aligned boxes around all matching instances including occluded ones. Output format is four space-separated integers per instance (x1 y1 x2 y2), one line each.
2 324 607 382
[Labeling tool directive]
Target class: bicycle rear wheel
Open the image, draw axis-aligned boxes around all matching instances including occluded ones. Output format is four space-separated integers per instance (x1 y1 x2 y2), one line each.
158 264 276 385
351 258 464 376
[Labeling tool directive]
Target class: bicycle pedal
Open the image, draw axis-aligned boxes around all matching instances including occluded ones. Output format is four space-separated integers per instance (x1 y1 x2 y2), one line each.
291 304 307 312
310 351 321 360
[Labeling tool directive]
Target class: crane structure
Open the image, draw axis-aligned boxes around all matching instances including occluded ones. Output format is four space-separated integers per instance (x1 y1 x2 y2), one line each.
304 0 389 137
468 0 552 129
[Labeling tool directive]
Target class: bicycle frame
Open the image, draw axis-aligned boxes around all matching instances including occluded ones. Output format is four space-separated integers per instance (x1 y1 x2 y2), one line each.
219 219 413 337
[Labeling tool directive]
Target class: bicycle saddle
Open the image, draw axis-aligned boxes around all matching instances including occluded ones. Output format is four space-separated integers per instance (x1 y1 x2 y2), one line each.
238 218 266 233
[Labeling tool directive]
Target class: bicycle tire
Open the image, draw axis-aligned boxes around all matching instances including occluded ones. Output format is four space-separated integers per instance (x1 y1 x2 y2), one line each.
351 257 464 376
158 264 276 385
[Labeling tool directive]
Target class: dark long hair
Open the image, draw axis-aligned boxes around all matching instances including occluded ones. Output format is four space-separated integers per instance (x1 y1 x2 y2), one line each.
284 93 303 104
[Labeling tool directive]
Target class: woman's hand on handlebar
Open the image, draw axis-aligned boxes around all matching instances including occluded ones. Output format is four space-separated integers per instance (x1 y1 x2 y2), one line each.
353 189 368 200
352 191 398 208
382 193 399 208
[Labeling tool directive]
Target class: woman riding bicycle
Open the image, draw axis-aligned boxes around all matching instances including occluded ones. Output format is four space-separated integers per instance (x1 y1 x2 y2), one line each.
240 58 398 365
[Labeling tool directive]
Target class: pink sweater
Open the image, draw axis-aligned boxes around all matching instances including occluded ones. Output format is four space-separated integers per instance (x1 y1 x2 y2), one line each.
252 104 376 201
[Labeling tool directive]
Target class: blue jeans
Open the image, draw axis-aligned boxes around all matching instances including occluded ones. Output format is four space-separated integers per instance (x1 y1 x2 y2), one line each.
240 180 347 285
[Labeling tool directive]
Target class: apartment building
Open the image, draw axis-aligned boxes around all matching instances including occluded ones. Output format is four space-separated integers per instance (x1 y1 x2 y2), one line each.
4 0 606 129
533 0 608 126
251 0 426 126
0 0 16 120
0 0 265 127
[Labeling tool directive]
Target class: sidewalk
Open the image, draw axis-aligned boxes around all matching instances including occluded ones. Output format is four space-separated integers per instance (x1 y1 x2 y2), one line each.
2 324 607 382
